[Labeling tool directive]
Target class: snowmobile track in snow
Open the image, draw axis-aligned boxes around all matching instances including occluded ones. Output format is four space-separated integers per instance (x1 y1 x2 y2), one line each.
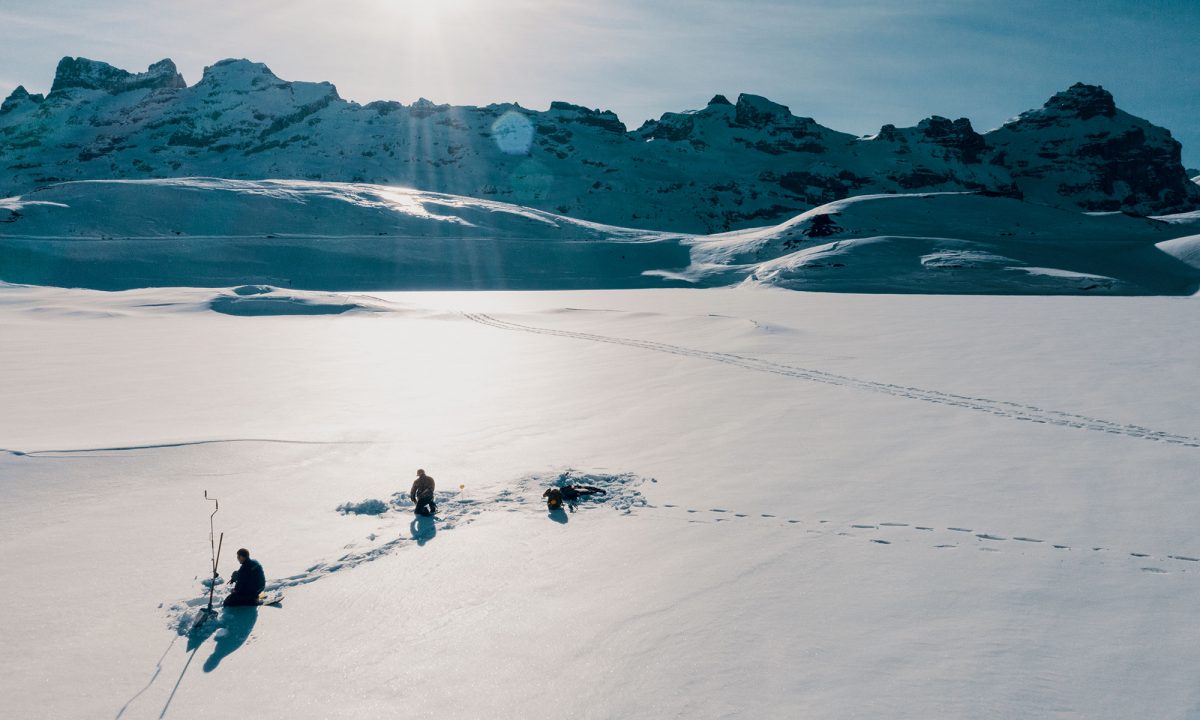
462 312 1200 449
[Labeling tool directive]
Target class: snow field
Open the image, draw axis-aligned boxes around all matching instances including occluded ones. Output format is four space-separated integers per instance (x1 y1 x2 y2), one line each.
1 285 1199 718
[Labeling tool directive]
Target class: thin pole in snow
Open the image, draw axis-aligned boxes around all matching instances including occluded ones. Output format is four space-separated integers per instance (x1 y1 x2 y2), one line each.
204 490 223 615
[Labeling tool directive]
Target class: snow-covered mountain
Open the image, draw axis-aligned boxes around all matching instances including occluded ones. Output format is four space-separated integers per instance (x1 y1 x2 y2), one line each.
2 57 1196 233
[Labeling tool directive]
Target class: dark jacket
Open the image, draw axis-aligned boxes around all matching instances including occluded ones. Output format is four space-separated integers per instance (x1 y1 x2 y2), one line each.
411 475 435 502
230 559 266 598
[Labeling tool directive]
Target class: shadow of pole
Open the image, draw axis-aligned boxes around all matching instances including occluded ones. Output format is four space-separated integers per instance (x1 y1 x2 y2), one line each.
114 634 179 720
158 645 201 719
158 605 259 717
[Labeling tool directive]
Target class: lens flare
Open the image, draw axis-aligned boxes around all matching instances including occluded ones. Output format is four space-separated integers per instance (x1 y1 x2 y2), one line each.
491 110 534 155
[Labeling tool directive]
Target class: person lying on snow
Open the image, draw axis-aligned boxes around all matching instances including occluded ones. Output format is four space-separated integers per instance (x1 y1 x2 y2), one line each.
223 548 266 607
543 484 607 511
411 468 437 517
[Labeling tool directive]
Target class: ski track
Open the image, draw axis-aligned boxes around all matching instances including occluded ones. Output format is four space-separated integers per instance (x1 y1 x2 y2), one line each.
462 312 1200 449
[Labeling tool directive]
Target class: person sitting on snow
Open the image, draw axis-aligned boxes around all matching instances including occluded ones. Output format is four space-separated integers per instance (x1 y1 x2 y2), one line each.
224 548 266 607
411 469 437 517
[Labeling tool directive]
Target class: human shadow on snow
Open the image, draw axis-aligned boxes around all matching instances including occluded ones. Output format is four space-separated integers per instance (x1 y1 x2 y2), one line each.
159 607 257 718
410 515 437 546
202 606 258 673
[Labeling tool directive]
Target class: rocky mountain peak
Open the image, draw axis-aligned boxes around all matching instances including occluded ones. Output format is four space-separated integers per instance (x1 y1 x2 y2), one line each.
917 116 987 162
707 94 733 106
734 93 794 128
198 58 281 88
1043 82 1117 120
195 58 341 102
50 57 185 95
0 85 44 114
547 101 626 133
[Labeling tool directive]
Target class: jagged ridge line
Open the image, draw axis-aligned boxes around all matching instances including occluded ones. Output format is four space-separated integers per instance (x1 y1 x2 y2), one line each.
462 313 1200 448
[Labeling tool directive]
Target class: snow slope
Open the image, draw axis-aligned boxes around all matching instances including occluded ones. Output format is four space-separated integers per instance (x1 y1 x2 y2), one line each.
0 178 691 290
1 285 1199 719
4 179 1200 295
686 193 1200 294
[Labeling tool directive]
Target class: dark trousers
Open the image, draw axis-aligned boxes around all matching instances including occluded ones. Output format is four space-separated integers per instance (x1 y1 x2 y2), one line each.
224 592 260 607
415 498 437 516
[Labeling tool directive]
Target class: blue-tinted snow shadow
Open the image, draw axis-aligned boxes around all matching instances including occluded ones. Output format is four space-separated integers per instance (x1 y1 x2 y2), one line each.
410 515 437 546
548 507 569 524
202 606 258 673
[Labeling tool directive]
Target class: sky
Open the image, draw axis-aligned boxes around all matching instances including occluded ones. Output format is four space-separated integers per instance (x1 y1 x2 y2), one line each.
1 0 1197 168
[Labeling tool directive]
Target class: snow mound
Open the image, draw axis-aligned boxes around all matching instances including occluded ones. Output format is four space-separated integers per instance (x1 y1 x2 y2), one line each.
746 236 1128 294
691 193 1200 295
1157 234 1200 270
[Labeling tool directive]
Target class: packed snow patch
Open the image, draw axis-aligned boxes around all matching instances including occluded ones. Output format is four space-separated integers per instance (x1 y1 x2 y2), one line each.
231 284 273 296
335 499 389 516
208 294 374 316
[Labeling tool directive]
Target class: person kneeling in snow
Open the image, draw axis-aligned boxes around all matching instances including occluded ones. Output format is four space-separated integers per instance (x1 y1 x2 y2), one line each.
411 469 437 517
224 548 266 607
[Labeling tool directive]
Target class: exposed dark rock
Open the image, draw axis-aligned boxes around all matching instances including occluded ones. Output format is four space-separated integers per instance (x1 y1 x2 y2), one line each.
1043 82 1117 120
0 86 45 114
917 116 988 163
549 102 626 133
734 94 794 128
778 171 870 205
365 100 402 114
51 57 185 95
801 213 843 237
409 97 448 119
644 113 695 141
872 124 904 142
